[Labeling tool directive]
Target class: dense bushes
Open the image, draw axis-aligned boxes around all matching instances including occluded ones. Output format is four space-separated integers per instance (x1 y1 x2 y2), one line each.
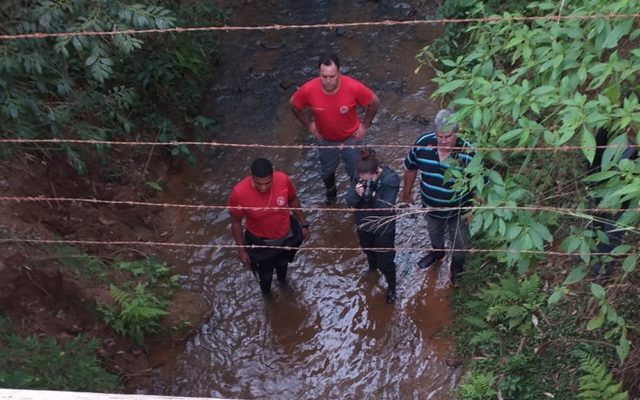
423 0 640 397
0 0 224 171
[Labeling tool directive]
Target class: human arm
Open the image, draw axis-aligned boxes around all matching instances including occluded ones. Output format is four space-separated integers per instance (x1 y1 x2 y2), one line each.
401 169 417 204
353 93 380 142
288 195 310 241
374 172 400 211
289 96 322 140
345 181 365 207
230 213 250 265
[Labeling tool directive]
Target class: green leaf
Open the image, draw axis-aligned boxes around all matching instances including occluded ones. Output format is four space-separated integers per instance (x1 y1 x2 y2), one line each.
531 222 552 242
469 214 483 236
560 235 581 253
472 107 482 129
581 126 596 164
452 98 475 106
583 170 619 183
611 244 632 255
600 134 628 171
548 287 564 305
586 308 605 331
617 331 630 362
531 85 556 96
563 267 587 285
602 19 633 49
506 224 523 240
435 79 468 94
622 255 638 274
590 283 605 300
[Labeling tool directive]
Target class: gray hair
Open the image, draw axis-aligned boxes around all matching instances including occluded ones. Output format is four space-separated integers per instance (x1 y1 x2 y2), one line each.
434 109 458 133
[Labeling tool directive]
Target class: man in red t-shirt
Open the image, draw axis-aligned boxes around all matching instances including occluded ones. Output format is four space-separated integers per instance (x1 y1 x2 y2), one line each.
290 55 379 205
228 158 310 294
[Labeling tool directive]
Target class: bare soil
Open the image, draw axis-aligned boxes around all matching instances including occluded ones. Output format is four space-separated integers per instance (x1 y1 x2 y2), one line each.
0 146 210 391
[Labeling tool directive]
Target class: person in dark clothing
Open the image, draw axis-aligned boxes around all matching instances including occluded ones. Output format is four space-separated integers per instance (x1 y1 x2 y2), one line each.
228 158 310 294
345 148 400 303
588 127 638 278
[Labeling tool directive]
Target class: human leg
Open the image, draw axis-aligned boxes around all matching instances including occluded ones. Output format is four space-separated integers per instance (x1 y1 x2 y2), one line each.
254 261 276 294
318 141 340 205
274 254 289 284
592 212 625 277
447 214 469 284
341 137 359 182
375 224 397 304
419 214 446 269
357 229 378 271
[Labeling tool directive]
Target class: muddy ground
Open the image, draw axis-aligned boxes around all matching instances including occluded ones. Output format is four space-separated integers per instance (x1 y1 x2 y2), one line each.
0 146 211 390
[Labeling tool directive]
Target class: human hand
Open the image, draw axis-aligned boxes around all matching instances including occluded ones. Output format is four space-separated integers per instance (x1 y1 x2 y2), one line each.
309 122 322 140
302 227 310 241
352 122 366 142
237 248 250 265
355 181 364 197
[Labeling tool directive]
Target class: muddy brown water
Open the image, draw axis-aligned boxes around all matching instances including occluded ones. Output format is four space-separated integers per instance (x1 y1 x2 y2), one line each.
153 1 461 398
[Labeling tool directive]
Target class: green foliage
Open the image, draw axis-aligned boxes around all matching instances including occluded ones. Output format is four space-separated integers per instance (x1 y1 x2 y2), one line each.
578 354 628 400
451 257 601 399
115 255 173 286
426 2 640 394
56 245 108 282
145 180 163 192
99 283 168 345
0 0 224 172
100 256 177 345
428 0 529 59
459 371 497 399
480 274 544 334
0 315 120 391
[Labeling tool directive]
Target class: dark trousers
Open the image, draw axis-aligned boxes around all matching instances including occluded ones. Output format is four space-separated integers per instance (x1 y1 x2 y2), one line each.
425 213 469 279
357 225 396 290
592 212 626 276
251 253 289 294
318 136 358 181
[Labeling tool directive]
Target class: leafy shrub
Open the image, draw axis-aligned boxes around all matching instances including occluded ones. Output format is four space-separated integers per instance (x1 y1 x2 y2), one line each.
56 245 107 282
459 371 497 399
99 283 168 345
578 354 628 400
0 1 224 172
0 316 120 391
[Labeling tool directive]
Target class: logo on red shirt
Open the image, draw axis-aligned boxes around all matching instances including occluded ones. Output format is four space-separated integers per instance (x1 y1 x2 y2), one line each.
277 196 286 207
339 105 349 114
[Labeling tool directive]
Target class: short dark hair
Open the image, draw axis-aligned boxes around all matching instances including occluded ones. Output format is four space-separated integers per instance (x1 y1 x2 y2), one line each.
250 158 273 178
357 148 379 174
318 54 340 70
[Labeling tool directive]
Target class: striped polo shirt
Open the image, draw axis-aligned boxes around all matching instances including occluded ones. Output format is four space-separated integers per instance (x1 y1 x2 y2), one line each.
404 131 475 219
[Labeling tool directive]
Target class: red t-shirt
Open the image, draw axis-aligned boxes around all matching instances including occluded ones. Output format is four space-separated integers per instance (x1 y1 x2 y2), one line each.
291 75 375 141
228 171 296 239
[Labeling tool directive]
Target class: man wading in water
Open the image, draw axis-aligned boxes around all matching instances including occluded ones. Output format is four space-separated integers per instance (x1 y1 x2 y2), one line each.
228 158 310 294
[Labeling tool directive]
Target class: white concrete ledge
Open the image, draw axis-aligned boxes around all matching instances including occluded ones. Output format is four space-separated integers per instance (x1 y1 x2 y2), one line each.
0 389 230 400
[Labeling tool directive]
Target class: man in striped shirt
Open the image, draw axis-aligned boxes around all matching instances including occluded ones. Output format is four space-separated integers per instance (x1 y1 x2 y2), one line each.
401 109 475 285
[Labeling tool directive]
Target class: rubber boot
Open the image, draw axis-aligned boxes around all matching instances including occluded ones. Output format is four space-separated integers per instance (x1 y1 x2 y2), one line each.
323 174 337 205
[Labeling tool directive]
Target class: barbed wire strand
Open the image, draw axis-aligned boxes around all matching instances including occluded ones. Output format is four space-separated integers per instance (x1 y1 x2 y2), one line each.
0 195 638 214
0 237 633 258
0 13 638 41
1 138 638 153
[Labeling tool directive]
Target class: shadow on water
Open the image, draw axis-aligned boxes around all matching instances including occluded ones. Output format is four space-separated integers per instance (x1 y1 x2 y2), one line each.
154 0 463 398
